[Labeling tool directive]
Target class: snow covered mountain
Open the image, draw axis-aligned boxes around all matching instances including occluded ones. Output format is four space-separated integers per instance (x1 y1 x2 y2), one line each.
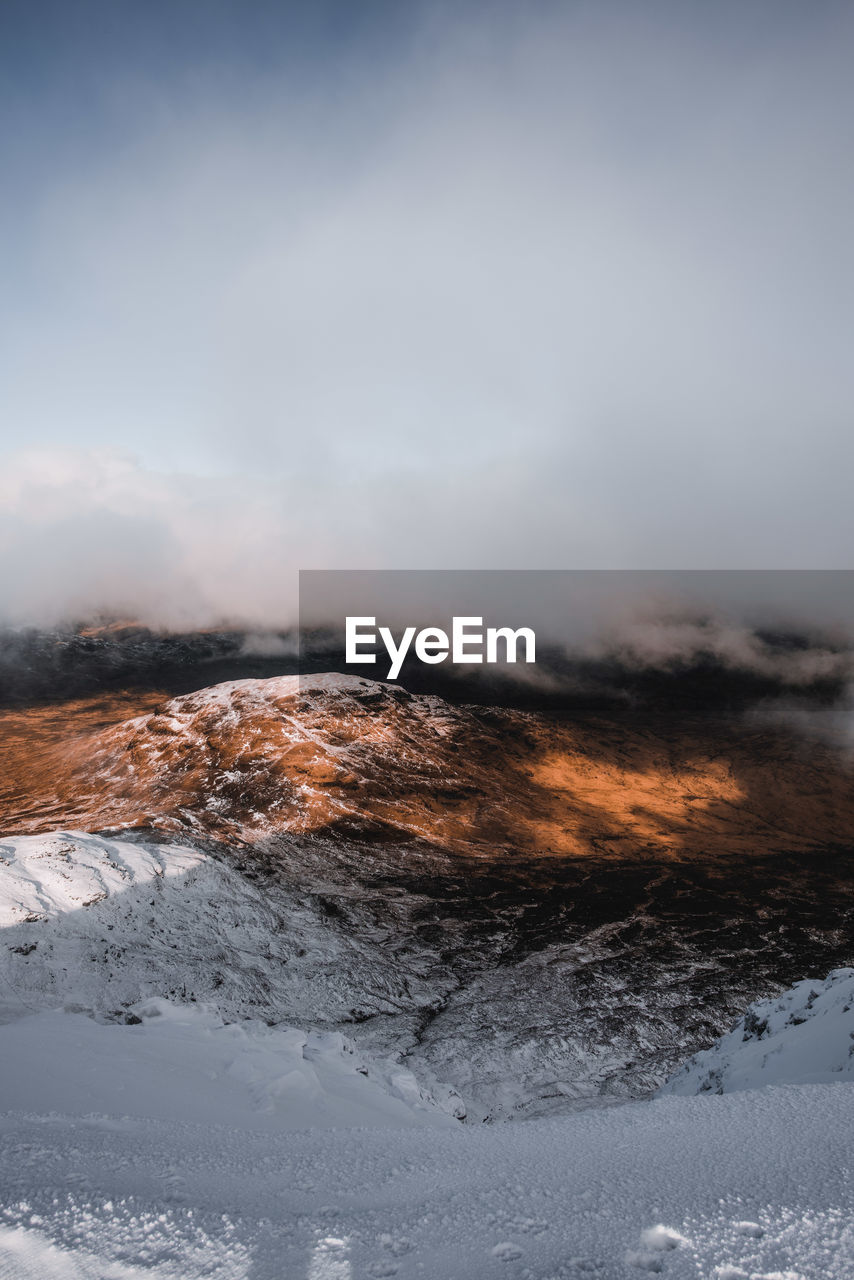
3 674 854 1119
4 818 854 1122
661 967 854 1096
2 665 854 1275
0 829 462 1114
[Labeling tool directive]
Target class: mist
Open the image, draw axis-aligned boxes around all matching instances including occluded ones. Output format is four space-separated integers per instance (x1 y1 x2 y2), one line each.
1 1 853 628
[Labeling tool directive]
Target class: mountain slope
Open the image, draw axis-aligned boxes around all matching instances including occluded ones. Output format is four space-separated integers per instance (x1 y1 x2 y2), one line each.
3 673 854 862
661 967 854 1096
3 674 854 1120
2 1065 854 1279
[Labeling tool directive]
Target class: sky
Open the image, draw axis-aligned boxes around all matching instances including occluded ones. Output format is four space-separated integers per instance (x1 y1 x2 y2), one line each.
1 0 853 627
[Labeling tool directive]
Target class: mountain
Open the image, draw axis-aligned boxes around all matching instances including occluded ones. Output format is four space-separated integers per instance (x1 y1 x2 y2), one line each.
3 674 854 1120
2 661 854 1276
4 670 854 856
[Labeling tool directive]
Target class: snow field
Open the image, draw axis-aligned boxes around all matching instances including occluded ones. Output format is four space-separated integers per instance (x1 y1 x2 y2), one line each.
1 1070 853 1278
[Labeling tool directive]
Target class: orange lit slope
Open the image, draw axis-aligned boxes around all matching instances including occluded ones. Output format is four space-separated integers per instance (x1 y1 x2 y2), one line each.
1 673 851 859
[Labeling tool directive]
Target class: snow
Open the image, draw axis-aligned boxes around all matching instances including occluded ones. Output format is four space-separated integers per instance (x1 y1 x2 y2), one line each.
1 1047 853 1277
660 968 854 1096
0 831 257 1023
0 1000 455 1132
0 830 445 1043
3 835 854 1276
0 967 853 1277
0 832 205 929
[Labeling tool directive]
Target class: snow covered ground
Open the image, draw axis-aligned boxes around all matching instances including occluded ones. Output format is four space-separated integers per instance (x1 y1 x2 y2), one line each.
0 830 453 1047
0 1000 456 1132
661 967 854 1096
0 1046 852 1279
3 832 854 1276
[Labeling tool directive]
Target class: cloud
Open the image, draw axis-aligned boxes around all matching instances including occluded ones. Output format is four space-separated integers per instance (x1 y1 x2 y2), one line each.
0 450 298 627
1 2 854 626
591 616 852 686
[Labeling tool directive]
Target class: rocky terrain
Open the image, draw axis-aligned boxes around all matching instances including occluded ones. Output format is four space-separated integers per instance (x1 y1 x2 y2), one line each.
3 669 854 856
2 659 854 1120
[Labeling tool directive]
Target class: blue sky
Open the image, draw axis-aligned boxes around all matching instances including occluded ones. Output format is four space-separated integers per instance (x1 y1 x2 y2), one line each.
1 1 853 624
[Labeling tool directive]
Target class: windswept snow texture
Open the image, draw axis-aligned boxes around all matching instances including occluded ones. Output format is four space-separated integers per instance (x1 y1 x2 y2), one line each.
0 832 205 927
661 968 854 1096
1 1055 853 1278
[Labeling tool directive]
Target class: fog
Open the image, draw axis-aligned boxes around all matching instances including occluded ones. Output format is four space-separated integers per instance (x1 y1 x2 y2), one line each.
1 2 853 627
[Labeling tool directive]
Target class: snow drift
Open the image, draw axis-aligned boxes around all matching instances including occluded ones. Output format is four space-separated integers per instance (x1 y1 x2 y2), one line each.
661 968 854 1096
0 998 455 1131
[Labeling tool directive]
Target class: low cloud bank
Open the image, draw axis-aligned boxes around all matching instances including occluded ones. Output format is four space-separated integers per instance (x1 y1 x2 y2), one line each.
0 449 301 629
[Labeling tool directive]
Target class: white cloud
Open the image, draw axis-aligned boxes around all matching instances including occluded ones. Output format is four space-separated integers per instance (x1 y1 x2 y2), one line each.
2 4 854 624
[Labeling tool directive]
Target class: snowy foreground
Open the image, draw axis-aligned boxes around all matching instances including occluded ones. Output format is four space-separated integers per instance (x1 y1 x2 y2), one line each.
0 1028 852 1279
1 835 853 1277
1 995 852 1276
